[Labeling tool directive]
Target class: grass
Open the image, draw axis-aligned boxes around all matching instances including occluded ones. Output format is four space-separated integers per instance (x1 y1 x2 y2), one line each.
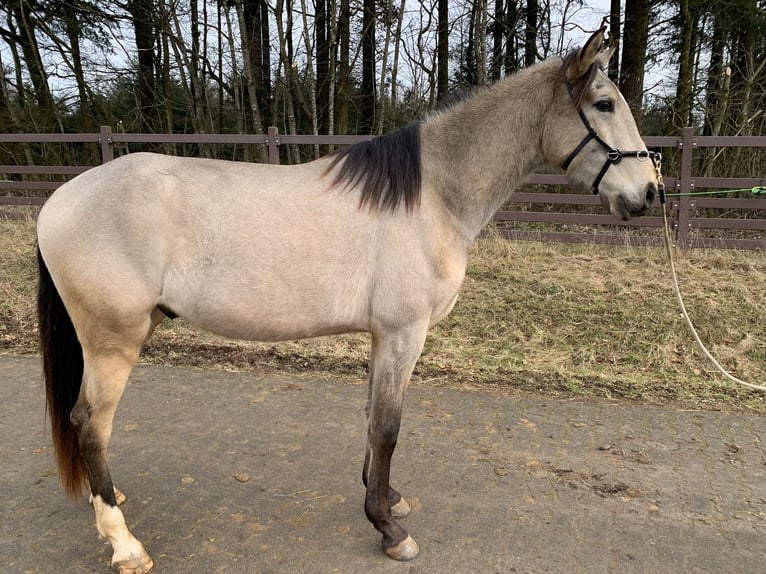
2 214 765 412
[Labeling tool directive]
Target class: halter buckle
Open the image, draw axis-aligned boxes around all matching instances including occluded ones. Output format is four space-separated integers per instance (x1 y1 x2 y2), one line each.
606 149 622 163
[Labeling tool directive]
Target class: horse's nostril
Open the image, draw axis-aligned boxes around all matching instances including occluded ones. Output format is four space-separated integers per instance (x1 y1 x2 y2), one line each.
645 183 657 207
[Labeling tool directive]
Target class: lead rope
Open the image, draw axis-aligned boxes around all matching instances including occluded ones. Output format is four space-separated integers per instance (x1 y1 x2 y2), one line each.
655 159 766 391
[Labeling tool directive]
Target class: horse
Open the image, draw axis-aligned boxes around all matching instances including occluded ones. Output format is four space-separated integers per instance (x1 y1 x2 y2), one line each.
36 28 659 573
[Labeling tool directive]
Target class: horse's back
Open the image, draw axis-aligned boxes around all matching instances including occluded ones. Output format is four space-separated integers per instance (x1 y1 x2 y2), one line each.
37 153 385 340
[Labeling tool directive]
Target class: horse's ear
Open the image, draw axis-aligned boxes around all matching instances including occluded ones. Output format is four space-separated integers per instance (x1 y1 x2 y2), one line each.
595 44 617 71
565 25 607 82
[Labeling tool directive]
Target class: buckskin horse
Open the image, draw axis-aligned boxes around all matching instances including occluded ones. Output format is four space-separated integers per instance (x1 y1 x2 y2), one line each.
37 27 659 572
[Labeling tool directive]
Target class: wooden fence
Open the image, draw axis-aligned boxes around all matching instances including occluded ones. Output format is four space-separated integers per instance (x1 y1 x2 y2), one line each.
1 126 765 249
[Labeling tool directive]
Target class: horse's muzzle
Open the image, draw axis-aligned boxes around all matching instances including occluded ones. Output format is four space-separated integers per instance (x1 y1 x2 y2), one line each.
613 182 657 221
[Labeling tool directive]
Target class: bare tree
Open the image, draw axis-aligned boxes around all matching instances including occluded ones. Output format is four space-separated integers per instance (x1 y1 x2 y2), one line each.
524 0 538 66
504 0 520 75
437 0 449 101
666 0 698 134
619 0 649 118
127 0 159 133
361 0 376 133
335 0 351 134
9 1 60 131
315 0 330 134
489 0 504 81
234 0 266 160
608 0 620 82
274 0 301 162
474 0 488 84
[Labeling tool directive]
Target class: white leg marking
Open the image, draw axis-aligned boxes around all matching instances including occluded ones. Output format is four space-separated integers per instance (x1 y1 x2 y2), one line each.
92 495 152 571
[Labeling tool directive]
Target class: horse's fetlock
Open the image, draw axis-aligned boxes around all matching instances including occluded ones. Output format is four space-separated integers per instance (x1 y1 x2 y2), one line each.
364 498 375 523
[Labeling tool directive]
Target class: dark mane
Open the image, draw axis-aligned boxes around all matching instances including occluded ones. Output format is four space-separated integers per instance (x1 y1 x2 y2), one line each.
560 49 600 109
327 122 422 213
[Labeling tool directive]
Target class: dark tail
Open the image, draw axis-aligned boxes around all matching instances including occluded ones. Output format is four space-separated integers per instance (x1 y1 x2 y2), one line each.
37 247 87 497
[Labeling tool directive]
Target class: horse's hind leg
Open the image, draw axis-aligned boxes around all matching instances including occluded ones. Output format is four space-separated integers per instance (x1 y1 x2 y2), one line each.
74 338 154 573
363 323 428 561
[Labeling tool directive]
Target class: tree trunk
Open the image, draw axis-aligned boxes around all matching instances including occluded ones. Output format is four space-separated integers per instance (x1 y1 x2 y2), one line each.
274 0 301 162
315 0 330 134
61 4 94 135
504 0 519 75
389 0 406 114
701 9 728 176
361 0 376 134
619 0 649 120
223 4 246 140
667 0 695 134
285 0 311 131
163 1 209 153
490 0 504 82
437 0 449 101
12 2 58 131
608 0 620 82
299 0 319 156
474 0 488 85
336 0 351 134
127 0 158 133
729 0 758 136
378 1 394 133
243 0 272 130
216 3 224 132
524 0 537 66
327 0 337 137
0 48 33 165
234 0 266 161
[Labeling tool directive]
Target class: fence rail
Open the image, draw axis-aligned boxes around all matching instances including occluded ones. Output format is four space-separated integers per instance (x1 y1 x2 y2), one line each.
1 126 765 249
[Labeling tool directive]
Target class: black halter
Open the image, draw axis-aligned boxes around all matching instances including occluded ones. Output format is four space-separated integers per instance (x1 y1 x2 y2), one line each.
562 82 661 195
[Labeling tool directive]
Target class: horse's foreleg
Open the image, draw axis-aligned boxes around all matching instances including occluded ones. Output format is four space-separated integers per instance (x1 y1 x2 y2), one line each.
364 325 427 561
72 350 153 574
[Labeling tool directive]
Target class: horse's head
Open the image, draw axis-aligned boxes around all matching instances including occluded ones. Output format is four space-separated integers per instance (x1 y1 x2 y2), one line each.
543 27 659 221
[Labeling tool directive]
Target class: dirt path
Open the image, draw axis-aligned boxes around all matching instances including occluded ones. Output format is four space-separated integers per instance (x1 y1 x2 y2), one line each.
2 355 765 573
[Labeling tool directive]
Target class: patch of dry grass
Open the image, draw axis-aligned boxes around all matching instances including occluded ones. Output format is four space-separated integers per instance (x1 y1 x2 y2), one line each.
2 215 765 412
0 214 38 353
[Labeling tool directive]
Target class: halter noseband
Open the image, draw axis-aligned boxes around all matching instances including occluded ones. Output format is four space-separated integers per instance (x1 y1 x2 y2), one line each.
562 82 661 195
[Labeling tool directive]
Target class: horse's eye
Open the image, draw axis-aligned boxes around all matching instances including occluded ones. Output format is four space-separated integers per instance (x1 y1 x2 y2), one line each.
595 99 614 113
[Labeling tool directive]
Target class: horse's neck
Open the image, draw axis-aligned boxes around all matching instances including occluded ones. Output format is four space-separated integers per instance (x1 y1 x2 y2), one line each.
421 64 555 242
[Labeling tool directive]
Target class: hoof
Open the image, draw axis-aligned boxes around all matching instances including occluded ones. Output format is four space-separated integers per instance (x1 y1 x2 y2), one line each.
391 496 410 519
384 535 420 561
113 551 154 574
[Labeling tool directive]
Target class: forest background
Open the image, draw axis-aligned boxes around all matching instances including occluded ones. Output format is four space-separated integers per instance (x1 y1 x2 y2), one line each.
0 0 764 171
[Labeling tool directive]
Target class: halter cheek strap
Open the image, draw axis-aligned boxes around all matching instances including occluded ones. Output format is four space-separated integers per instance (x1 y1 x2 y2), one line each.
562 82 661 195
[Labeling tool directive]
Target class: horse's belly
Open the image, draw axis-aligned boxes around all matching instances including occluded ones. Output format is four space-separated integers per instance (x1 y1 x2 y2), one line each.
190 306 365 342
163 265 370 342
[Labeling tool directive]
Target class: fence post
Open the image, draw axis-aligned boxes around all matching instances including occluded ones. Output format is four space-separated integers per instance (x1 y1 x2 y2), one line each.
675 127 695 248
99 125 114 164
267 126 279 164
